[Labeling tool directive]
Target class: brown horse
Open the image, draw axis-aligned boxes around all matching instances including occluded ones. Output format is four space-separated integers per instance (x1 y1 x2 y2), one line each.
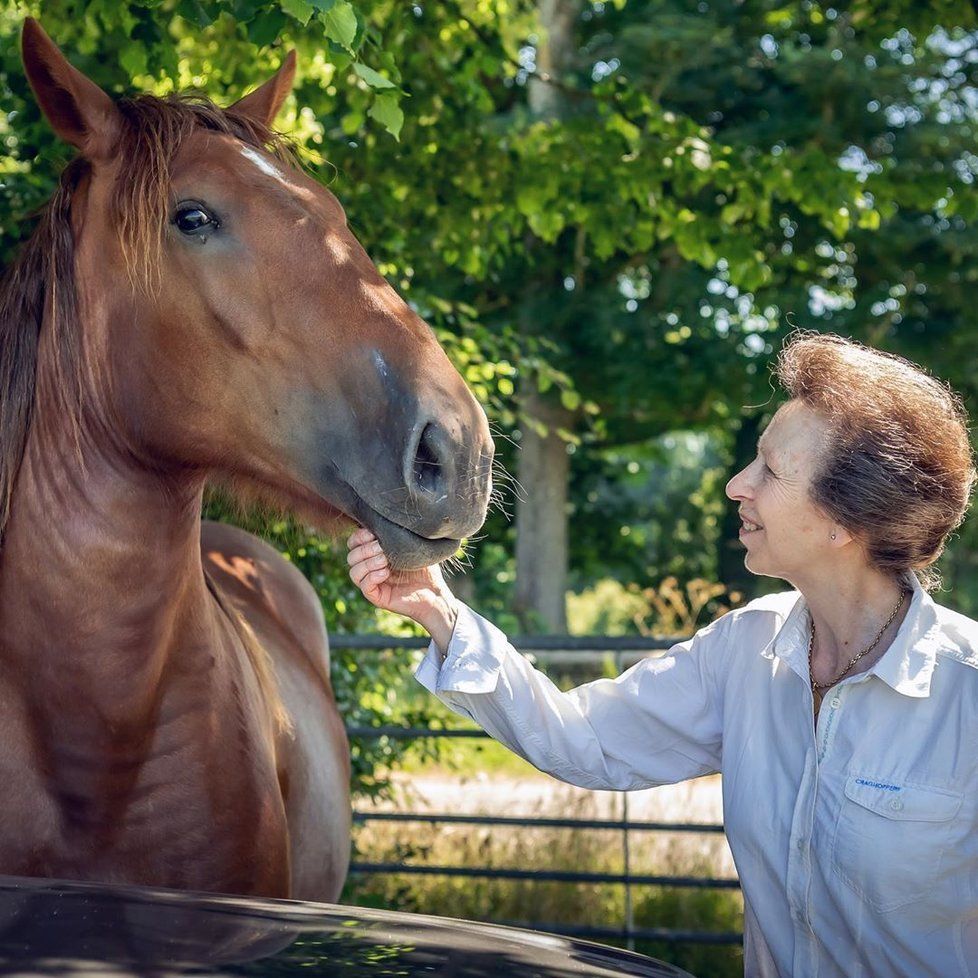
0 20 492 901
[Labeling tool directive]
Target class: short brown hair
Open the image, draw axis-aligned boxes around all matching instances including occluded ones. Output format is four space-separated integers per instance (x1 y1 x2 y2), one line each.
776 332 976 587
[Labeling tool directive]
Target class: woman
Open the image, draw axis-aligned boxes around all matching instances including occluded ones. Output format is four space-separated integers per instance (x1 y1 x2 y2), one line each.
347 333 978 978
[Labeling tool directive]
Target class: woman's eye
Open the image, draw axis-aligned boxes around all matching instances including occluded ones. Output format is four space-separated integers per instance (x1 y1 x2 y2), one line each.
174 206 217 235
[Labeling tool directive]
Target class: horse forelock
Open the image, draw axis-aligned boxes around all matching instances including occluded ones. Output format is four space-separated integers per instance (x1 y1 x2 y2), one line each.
0 93 297 544
113 94 298 293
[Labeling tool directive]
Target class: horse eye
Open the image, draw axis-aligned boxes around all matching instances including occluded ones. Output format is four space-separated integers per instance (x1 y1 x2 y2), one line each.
174 206 217 235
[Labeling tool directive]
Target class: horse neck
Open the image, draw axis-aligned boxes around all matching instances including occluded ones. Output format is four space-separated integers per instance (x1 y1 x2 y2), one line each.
0 392 216 731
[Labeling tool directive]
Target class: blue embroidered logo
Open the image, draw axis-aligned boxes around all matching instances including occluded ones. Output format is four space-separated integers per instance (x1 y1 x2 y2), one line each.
855 778 901 792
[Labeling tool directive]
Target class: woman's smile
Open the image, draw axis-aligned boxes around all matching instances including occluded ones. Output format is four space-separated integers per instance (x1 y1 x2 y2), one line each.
739 514 764 537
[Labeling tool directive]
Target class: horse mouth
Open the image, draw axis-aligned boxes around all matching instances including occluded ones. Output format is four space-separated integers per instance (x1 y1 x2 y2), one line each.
352 505 462 571
245 459 469 571
298 469 463 570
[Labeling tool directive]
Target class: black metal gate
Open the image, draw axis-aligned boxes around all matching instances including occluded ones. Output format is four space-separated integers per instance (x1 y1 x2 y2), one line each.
334 634 742 950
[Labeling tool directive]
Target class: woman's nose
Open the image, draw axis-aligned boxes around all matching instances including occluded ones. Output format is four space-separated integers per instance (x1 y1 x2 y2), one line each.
725 464 752 502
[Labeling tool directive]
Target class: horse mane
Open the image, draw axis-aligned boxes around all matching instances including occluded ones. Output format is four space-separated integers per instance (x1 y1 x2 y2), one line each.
0 157 84 539
0 92 298 732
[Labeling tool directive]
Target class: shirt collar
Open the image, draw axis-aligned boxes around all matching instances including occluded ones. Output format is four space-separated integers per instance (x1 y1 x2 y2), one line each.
760 575 943 698
759 590 811 687
868 575 942 698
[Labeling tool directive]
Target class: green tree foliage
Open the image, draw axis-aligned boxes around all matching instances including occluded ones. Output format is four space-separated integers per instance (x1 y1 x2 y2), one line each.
571 432 728 588
561 1 978 601
274 0 977 615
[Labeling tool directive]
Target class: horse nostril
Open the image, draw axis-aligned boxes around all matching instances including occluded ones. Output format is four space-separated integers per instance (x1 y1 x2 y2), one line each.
412 423 443 495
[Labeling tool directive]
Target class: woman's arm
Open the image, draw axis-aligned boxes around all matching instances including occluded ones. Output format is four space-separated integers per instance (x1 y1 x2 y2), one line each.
348 530 727 791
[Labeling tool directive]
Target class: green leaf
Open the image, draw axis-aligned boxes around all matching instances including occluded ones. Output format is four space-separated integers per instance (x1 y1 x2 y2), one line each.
176 0 216 27
248 9 288 46
857 209 881 231
232 0 262 19
340 110 364 135
516 185 546 218
119 41 148 78
322 1 358 49
353 63 396 90
527 209 565 240
280 0 314 26
830 206 851 237
369 92 404 140
560 389 581 411
721 202 747 225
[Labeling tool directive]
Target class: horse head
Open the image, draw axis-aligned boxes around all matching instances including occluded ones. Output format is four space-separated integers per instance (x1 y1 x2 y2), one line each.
19 19 493 569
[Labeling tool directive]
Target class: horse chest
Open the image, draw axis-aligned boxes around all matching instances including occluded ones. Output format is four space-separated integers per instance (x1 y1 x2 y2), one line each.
117 721 291 892
0 679 291 896
122 759 290 894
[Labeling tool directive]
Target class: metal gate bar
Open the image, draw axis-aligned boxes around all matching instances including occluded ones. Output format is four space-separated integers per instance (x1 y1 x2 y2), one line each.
348 862 741 889
352 811 725 833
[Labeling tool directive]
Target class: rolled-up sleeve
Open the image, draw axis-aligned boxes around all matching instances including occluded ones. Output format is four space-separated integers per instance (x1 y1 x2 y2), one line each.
414 603 729 791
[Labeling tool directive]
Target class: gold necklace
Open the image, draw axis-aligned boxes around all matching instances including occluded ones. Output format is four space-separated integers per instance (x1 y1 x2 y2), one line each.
808 589 909 693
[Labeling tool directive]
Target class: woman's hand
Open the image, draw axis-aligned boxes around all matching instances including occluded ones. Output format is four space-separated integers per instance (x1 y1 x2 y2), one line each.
347 528 459 653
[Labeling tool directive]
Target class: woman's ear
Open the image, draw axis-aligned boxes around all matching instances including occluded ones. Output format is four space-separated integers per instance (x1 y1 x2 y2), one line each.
829 526 854 548
21 17 121 161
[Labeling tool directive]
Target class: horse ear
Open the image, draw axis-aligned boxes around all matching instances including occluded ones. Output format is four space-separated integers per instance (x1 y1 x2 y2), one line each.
229 51 297 128
21 18 120 160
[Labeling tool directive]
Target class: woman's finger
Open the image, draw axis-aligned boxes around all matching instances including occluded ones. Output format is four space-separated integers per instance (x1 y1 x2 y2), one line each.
349 564 366 588
350 561 375 588
348 552 389 579
350 558 390 587
347 527 377 551
347 539 383 567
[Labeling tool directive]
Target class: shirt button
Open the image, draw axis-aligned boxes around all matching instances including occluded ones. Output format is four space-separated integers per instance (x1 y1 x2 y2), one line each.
830 696 842 708
889 798 904 812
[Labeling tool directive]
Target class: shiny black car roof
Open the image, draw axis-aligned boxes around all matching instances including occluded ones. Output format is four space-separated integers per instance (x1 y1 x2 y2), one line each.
0 875 694 977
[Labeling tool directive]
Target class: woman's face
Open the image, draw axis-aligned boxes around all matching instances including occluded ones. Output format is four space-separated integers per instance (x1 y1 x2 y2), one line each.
725 400 840 583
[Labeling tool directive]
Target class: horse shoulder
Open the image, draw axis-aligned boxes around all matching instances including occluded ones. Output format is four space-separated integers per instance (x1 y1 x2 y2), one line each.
199 520 330 685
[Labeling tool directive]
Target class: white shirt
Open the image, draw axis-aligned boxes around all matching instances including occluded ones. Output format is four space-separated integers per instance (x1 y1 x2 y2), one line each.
414 576 978 978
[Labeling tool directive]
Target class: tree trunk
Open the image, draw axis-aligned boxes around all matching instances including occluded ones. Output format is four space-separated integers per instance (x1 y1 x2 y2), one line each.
512 0 579 633
514 384 572 631
528 0 579 118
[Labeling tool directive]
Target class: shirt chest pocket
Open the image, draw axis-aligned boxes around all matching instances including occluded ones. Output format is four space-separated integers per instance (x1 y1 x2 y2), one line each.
832 775 962 913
